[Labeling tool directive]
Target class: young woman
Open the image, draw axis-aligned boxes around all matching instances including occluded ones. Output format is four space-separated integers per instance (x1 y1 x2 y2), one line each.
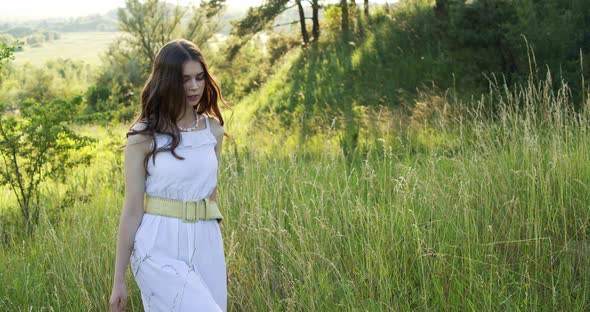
109 39 227 312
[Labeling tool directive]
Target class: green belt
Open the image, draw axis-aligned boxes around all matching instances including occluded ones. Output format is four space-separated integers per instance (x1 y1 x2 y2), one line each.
145 195 223 222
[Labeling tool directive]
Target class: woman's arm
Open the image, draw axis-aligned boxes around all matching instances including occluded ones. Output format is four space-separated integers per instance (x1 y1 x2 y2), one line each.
208 118 224 203
110 130 150 311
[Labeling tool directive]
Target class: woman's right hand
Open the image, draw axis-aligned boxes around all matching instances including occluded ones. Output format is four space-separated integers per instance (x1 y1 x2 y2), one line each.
109 282 128 312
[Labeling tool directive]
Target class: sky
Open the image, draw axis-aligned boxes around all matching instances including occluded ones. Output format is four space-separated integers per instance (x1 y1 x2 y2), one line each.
0 0 397 19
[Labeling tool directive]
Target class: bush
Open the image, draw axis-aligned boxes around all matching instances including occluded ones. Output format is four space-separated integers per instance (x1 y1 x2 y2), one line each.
266 31 300 65
0 96 95 234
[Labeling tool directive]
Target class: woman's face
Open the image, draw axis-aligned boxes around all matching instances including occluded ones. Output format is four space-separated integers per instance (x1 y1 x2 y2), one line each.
182 60 206 109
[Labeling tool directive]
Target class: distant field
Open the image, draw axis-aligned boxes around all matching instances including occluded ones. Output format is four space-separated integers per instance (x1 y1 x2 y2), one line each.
12 31 124 66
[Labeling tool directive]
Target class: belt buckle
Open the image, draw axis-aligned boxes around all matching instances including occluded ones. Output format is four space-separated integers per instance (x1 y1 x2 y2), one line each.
182 199 207 222
182 200 198 222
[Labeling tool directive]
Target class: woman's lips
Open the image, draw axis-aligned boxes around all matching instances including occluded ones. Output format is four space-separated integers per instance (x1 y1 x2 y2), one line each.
188 95 199 101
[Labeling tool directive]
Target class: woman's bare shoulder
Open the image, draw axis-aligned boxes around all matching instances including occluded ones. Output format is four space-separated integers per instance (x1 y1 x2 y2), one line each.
127 121 152 147
208 116 224 139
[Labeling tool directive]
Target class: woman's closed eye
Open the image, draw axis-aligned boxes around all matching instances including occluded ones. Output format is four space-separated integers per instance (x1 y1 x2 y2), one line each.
184 75 205 82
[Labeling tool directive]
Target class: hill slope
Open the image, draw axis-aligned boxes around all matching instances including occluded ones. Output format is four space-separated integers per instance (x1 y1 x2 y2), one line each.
226 12 442 156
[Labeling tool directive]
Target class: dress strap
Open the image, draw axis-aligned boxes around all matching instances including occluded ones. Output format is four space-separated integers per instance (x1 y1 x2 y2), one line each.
204 115 211 133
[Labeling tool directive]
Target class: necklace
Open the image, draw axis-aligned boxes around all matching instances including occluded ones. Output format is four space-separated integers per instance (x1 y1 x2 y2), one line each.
178 110 200 132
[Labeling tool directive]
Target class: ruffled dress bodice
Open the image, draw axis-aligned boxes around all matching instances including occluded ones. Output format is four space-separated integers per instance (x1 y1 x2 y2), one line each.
145 115 218 201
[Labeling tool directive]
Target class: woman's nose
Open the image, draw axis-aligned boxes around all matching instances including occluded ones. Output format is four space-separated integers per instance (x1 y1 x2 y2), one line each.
188 79 199 90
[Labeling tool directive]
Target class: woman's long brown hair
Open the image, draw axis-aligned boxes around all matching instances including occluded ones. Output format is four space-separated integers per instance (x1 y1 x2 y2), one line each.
127 39 227 174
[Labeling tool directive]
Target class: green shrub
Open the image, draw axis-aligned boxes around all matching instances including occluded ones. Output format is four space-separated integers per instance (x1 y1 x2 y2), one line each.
0 97 95 234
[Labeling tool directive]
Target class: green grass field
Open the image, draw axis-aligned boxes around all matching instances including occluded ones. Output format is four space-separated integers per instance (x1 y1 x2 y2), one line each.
0 74 589 310
1 7 589 310
12 31 124 66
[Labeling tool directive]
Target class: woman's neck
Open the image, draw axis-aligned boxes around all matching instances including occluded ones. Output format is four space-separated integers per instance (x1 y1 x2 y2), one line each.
176 108 197 129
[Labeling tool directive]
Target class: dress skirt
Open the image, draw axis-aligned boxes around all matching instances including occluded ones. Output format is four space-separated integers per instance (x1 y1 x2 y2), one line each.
131 213 227 312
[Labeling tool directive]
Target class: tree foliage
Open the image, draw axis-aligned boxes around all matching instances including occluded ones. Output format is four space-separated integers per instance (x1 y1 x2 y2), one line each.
118 0 226 69
231 0 290 38
211 30 299 101
447 0 520 82
0 38 19 69
385 0 590 103
227 0 290 59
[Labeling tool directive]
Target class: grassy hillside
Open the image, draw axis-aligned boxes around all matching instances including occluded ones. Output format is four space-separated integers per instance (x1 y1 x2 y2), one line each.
226 12 450 158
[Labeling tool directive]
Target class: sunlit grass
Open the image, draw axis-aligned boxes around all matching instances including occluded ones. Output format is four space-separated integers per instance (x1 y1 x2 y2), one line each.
1 70 589 310
1 9 589 309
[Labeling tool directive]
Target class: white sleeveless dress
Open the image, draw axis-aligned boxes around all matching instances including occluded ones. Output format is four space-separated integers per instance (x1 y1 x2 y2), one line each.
131 115 227 312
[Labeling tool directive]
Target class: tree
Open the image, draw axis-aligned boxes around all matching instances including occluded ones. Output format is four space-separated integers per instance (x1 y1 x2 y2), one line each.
312 0 320 42
229 0 320 59
351 0 364 36
364 0 369 17
118 0 226 69
295 0 310 45
231 0 290 38
230 0 289 48
340 0 349 34
0 97 94 234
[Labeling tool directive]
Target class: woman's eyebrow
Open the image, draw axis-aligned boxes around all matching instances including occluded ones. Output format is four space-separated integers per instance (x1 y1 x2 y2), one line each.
183 72 205 77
